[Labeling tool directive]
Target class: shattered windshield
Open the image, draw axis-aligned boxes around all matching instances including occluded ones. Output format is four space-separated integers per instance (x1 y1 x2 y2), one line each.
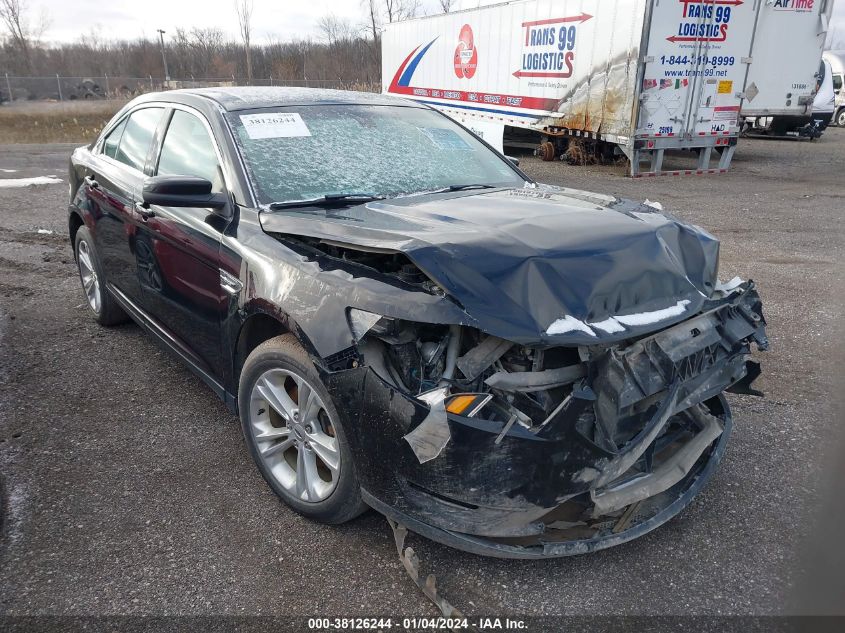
225 104 526 204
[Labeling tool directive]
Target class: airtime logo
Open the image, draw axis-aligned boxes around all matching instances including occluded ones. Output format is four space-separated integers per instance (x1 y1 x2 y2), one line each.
773 0 815 11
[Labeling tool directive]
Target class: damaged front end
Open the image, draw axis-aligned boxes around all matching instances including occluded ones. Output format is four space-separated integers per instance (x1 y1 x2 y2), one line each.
259 188 769 558
350 281 768 558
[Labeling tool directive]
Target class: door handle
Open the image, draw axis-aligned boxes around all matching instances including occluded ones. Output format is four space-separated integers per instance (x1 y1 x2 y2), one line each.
84 175 99 189
135 202 155 220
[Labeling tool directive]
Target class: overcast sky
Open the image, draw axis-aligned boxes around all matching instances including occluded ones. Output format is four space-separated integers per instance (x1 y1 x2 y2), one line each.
36 0 845 48
38 0 496 44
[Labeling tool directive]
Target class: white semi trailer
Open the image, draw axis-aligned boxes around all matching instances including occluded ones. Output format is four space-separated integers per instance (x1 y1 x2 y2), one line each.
741 0 834 138
382 0 761 177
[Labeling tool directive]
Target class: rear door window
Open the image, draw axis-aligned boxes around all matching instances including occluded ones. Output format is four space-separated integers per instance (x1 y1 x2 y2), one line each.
102 118 127 159
114 107 165 172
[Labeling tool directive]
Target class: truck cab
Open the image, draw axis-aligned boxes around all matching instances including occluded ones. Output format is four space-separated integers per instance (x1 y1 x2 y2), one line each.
822 51 845 127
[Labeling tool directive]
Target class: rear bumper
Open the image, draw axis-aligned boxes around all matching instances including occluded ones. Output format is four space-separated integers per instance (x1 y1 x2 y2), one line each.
330 283 766 558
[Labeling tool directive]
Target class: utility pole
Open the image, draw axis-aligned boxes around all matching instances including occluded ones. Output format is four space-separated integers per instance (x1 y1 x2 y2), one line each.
157 29 170 83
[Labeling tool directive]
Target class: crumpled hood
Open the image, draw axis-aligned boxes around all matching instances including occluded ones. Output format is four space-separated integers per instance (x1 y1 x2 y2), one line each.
259 186 720 344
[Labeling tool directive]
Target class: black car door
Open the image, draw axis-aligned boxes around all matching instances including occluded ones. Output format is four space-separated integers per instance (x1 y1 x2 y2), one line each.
88 106 166 305
133 107 231 380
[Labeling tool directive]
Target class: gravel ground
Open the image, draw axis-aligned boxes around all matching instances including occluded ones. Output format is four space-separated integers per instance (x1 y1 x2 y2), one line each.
0 133 843 618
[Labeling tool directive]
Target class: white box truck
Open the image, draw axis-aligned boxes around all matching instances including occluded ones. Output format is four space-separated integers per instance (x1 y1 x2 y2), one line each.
823 50 845 127
741 0 834 138
382 0 760 177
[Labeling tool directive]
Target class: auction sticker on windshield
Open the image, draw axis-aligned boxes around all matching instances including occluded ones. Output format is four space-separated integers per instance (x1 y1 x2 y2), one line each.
240 112 311 139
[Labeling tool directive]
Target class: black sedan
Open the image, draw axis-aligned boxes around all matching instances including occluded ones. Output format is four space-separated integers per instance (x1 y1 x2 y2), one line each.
67 88 768 558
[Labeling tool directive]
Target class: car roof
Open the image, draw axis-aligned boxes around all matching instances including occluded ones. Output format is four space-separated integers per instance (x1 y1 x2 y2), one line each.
137 86 423 112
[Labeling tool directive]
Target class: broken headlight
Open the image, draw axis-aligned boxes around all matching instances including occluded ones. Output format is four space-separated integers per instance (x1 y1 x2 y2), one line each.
348 310 463 396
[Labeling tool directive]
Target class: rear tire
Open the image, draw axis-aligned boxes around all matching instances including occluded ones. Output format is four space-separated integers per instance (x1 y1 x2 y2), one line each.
74 226 128 326
238 334 367 524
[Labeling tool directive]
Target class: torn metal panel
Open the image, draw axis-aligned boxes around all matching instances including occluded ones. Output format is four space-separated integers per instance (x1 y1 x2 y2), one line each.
387 518 468 625
589 381 682 490
403 388 451 463
590 409 724 516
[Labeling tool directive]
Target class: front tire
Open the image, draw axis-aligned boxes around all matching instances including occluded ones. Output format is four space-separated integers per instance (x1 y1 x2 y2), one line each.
836 109 845 128
74 226 128 326
238 334 366 524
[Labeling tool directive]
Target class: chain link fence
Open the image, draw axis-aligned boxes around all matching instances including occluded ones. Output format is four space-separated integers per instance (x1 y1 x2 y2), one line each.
0 75 381 103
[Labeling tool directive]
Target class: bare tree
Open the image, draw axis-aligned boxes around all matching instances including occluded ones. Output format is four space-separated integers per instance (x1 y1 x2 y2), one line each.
234 0 254 82
383 0 399 23
0 0 47 72
438 0 455 13
362 0 381 42
317 14 354 47
190 28 225 77
0 17 382 89
383 0 419 24
406 0 422 20
170 27 224 78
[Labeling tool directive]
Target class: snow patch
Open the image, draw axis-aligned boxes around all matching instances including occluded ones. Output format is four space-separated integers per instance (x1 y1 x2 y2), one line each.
550 300 693 338
612 300 691 327
643 199 663 210
587 300 693 334
590 317 627 334
0 176 63 188
546 315 596 337
0 168 18 173
36 229 54 235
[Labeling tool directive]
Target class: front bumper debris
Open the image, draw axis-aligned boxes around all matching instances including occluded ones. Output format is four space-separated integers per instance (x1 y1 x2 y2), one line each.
336 282 767 558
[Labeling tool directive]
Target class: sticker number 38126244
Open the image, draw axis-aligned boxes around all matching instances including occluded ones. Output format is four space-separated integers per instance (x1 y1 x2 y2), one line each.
240 113 312 139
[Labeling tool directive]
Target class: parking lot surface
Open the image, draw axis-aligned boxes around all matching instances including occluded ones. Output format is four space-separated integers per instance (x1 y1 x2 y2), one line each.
1 134 843 616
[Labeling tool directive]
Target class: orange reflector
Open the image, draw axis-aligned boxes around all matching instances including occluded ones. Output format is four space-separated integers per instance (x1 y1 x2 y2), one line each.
446 395 477 415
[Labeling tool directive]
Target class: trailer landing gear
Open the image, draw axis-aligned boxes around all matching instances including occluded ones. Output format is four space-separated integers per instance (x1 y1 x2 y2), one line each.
629 137 737 177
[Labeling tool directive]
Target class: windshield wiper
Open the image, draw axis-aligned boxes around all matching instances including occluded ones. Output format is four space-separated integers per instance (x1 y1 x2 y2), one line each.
448 184 498 191
416 183 498 196
268 193 385 211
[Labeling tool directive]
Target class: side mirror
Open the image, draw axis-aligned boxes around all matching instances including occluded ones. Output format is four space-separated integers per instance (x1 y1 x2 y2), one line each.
506 155 520 167
142 175 227 210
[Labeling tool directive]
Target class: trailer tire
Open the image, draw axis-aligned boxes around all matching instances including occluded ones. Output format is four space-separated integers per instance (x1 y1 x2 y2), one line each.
538 141 556 161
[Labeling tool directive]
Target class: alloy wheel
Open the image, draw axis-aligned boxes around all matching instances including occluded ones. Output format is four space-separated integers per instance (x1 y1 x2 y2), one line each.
248 368 340 502
77 239 101 314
